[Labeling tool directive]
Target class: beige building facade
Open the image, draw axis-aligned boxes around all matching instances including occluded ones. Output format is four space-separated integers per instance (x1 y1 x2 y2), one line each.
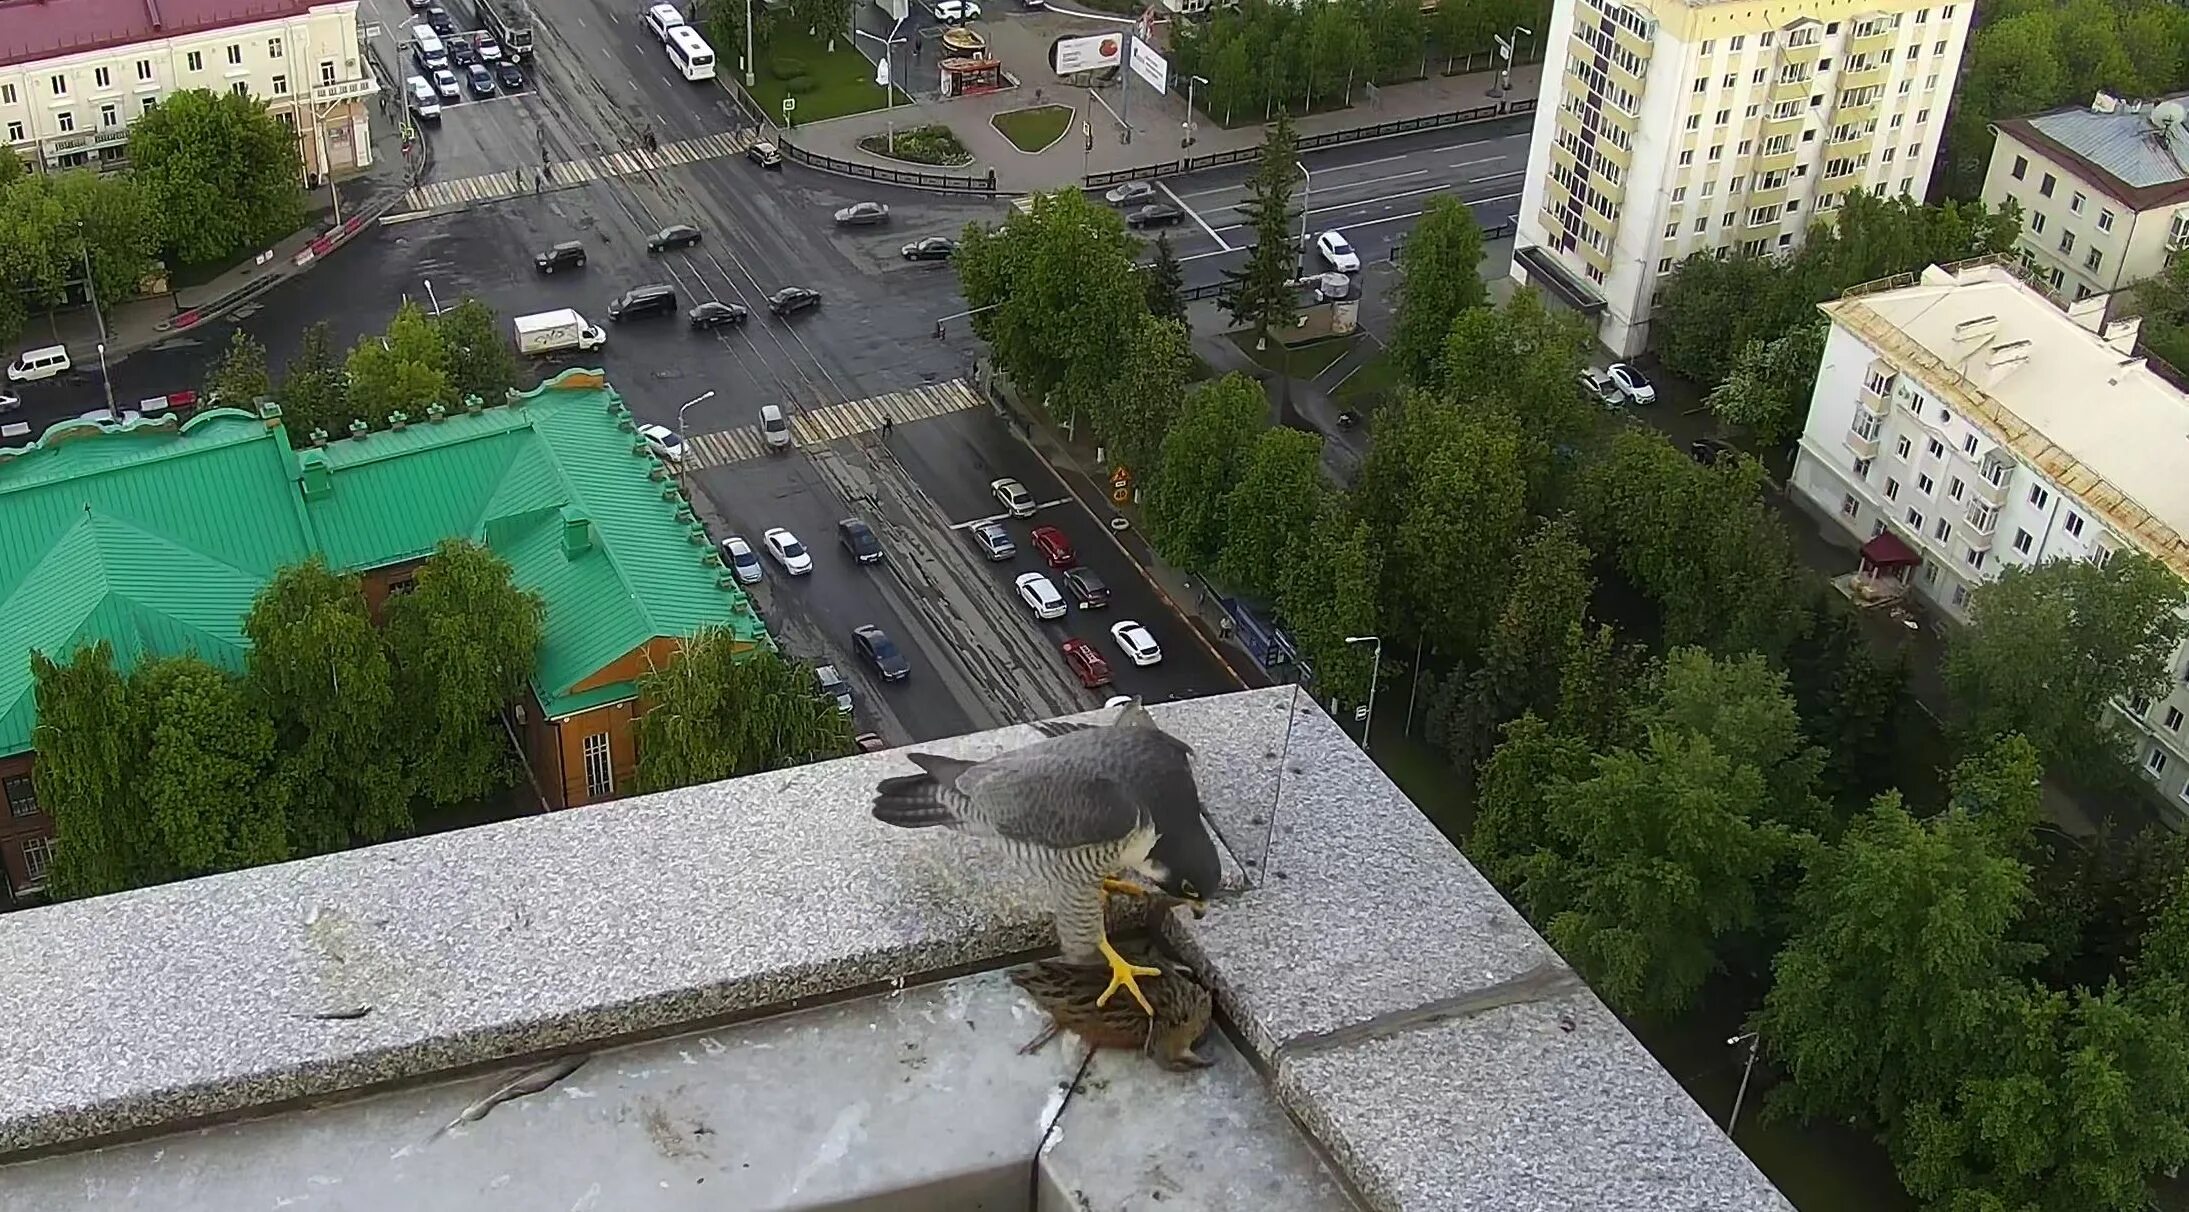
1510 0 1971 355
0 0 375 182
1982 93 2189 304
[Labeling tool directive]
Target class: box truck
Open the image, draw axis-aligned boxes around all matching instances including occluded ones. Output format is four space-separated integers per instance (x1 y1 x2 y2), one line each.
513 308 606 355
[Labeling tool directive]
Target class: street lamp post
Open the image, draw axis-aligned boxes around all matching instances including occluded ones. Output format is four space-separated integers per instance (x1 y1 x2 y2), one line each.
1345 634 1381 753
678 389 716 448
76 222 114 418
1726 1032 1761 1137
95 342 115 418
1184 74 1208 147
1489 26 1533 96
744 0 757 86
422 278 444 317
1295 160 1313 275
854 17 910 154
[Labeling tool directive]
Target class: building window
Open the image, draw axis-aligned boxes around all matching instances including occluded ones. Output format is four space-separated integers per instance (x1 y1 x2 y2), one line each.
136 59 153 81
583 732 613 798
49 74 67 96
1694 217 1707 233
1710 144 1724 162
20 837 53 887
2168 707 2184 732
272 75 289 96
2011 155 2027 180
2039 172 2056 197
1694 77 1708 93
2012 528 2032 554
2065 511 2084 537
1841 493 1860 517
93 66 111 89
231 81 249 96
1728 35 1742 49
1962 434 1979 456
3 775 38 818
1926 437 1945 459
55 110 74 133
1715 108 1730 125
1854 456 1874 478
2029 485 2050 508
226 44 243 66
1906 508 1924 529
2148 747 2169 777
1917 473 1935 494
4 121 20 142
187 51 204 71
0 82 12 104
320 60 337 87
1679 150 1694 166
1948 476 1964 499
99 102 116 127
2086 247 2103 272
1933 517 1950 541
141 97 157 115
1885 477 1901 500
1950 582 1970 608
2069 192 2085 215
1658 257 1672 274
2098 209 2115 232
1896 435 1913 458
269 36 284 57
1966 547 1987 570
2060 230 2076 254
1686 114 1701 130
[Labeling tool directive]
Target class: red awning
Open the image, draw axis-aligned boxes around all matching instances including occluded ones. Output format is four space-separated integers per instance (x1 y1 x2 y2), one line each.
1860 529 1920 568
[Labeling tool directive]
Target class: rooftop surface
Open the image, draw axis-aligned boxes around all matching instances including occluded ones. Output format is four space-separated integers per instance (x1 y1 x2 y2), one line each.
0 372 765 752
1824 262 2189 580
0 0 330 70
0 689 1794 1210
1999 94 2189 209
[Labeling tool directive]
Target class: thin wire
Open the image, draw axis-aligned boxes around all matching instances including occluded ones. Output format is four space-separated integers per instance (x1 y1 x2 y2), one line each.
1253 679 1303 890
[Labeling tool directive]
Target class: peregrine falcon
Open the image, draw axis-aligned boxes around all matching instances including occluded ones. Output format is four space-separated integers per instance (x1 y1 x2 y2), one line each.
872 710 1218 1015
1028 699 1220 909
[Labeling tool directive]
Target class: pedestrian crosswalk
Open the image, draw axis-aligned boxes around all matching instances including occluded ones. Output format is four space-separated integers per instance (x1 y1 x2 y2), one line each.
402 128 760 212
683 379 985 469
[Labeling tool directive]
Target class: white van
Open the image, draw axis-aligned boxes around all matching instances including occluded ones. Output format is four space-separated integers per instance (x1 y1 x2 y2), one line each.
407 75 443 119
411 26 448 69
643 3 686 42
7 345 70 382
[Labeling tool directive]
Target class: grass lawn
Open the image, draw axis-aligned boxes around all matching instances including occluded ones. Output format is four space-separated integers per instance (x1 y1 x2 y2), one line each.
750 30 909 127
993 104 1072 153
1331 349 1400 403
1227 330 1354 380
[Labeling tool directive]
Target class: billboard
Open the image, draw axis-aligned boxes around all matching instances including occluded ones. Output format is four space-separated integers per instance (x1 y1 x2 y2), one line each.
1128 38 1168 92
1050 32 1123 75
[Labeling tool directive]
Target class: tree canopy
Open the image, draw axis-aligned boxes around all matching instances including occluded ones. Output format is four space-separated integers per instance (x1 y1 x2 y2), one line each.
1145 373 1270 570
1217 114 1304 343
1390 195 1489 390
632 630 854 791
127 88 304 267
384 540 545 807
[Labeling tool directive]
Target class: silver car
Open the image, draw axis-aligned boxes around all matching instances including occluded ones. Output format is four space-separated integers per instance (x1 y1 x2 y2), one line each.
833 201 890 226
1104 181 1155 206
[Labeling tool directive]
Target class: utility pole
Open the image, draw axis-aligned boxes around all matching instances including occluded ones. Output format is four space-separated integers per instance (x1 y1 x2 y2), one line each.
1345 635 1381 752
1725 1032 1761 1137
77 222 115 419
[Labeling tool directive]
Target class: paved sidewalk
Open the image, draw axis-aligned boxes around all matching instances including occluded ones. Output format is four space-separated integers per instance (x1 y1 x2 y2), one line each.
781 52 1542 192
20 102 419 368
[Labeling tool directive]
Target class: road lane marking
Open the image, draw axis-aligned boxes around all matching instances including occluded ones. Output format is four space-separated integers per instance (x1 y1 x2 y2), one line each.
1161 180 1230 251
683 378 984 469
1210 180 1463 233
402 127 756 211
947 498 1074 531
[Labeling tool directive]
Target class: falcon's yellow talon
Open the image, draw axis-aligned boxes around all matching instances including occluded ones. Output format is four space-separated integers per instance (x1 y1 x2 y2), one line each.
1095 936 1163 1016
1102 877 1152 898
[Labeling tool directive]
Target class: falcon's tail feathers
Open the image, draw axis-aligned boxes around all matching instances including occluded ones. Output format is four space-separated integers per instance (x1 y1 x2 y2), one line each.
871 752 980 829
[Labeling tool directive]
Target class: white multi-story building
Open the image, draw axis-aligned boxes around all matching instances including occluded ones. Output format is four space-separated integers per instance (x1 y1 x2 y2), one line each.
1791 259 2189 815
1981 92 2189 304
1508 0 1972 356
0 0 376 183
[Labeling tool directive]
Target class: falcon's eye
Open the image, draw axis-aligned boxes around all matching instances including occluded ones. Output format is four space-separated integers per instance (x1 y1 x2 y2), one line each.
1180 880 1199 899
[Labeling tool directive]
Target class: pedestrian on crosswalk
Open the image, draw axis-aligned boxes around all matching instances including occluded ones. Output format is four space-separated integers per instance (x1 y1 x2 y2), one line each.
882 413 894 438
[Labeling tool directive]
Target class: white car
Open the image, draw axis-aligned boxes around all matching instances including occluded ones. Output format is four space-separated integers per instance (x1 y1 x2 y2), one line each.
720 535 764 583
763 527 813 575
1607 362 1657 405
991 476 1035 517
1104 181 1155 206
430 66 461 101
935 0 980 20
644 2 687 40
1015 572 1067 620
637 422 687 461
1316 230 1360 273
1110 620 1162 667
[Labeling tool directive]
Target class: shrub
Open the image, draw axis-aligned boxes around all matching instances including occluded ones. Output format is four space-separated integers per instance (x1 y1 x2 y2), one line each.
770 57 806 79
785 75 818 95
859 124 973 166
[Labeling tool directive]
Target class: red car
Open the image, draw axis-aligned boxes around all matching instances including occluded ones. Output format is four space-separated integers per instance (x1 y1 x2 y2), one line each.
1030 524 1077 569
1061 637 1112 688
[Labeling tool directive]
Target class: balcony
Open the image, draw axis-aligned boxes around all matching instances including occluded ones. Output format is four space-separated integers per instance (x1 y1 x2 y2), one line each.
1770 69 1815 103
1964 501 1999 547
1845 417 1882 458
1848 16 1900 51
0 689 1796 1210
1972 453 2014 505
44 124 129 155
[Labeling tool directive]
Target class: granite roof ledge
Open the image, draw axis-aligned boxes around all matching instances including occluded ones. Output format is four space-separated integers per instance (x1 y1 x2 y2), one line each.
0 687 1794 1211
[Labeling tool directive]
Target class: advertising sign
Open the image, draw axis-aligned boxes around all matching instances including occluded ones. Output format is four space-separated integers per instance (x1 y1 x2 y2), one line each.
1128 38 1168 93
1050 32 1122 75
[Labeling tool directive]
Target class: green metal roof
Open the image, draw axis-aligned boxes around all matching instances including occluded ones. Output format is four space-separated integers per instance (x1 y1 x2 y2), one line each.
0 372 770 754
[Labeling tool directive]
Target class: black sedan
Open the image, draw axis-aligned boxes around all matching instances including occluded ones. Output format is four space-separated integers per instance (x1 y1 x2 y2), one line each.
901 236 956 261
450 39 478 66
1064 567 1111 609
497 62 525 89
648 223 702 253
1127 203 1183 228
425 3 454 32
853 625 909 681
767 286 821 316
464 63 495 96
688 300 749 329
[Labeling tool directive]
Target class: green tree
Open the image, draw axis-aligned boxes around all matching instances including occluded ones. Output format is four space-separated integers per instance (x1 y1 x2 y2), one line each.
1388 408 1533 654
1390 195 1488 389
1651 253 1778 385
1358 0 1425 82
1468 711 1595 888
30 643 155 899
244 558 412 852
1280 502 1383 708
1217 427 1327 600
1944 551 2186 788
1553 622 1659 752
1093 314 1193 478
345 300 452 428
50 169 162 311
953 190 1147 412
434 297 521 407
276 321 349 436
125 656 289 880
1145 373 1268 569
384 540 545 807
1518 723 1797 1016
1304 1 1372 108
1436 517 1594 777
206 329 272 409
1143 231 1187 327
1440 289 1595 491
1704 322 1827 446
698 0 769 76
0 147 22 185
1783 595 1910 811
1755 784 2039 1128
127 88 303 266
1646 646 1829 837
632 630 854 792
1218 113 1303 343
